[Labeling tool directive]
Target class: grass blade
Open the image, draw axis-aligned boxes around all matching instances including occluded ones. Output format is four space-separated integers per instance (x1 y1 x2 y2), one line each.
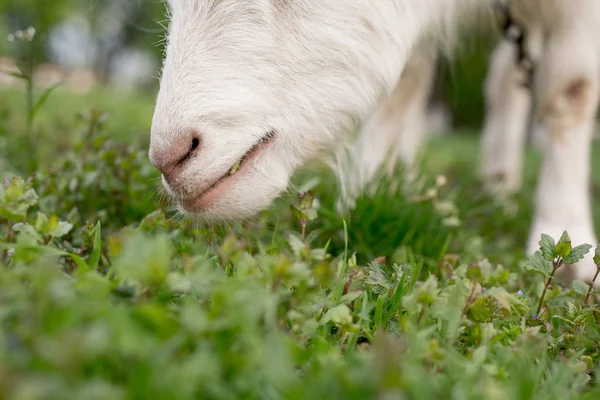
28 82 61 123
88 221 102 271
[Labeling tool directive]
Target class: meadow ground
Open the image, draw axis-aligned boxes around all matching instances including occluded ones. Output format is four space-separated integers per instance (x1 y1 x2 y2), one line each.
2 86 600 399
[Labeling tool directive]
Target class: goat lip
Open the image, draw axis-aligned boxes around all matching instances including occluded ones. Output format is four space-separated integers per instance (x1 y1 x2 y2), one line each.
180 132 276 212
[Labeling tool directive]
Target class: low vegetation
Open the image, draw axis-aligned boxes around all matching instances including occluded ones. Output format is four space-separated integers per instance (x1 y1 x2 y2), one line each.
2 40 600 399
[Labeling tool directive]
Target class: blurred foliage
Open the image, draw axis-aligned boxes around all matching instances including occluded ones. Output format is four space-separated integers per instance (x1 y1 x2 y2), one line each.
1 0 168 81
2 0 82 63
443 33 498 130
2 134 600 397
1 0 73 35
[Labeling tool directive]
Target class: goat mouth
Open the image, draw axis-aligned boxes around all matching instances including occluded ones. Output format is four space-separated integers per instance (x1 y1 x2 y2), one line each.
179 131 276 211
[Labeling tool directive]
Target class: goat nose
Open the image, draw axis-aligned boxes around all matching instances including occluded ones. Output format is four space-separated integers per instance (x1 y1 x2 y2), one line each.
149 134 201 178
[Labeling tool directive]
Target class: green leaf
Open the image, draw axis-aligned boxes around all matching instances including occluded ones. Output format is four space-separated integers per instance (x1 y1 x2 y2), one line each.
290 205 306 221
299 191 315 210
341 291 362 305
594 244 600 266
467 297 494 322
305 208 318 221
554 231 572 259
415 275 438 306
466 265 484 282
34 212 49 233
49 220 73 238
20 187 39 207
0 178 39 221
0 205 23 221
12 223 43 244
487 287 530 317
556 231 570 245
524 251 552 278
539 234 556 262
11 239 89 271
5 70 28 80
286 232 306 257
63 251 89 271
563 244 592 265
43 215 73 238
297 177 321 193
33 212 73 239
28 83 62 123
572 280 589 296
112 232 171 287
321 304 353 326
551 315 576 327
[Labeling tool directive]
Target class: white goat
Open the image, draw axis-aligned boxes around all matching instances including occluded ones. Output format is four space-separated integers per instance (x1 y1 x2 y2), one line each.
485 3 599 282
150 0 600 282
346 0 600 281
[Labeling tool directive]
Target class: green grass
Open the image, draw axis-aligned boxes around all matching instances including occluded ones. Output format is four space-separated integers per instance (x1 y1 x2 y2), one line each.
0 87 156 172
2 86 600 400
0 87 156 138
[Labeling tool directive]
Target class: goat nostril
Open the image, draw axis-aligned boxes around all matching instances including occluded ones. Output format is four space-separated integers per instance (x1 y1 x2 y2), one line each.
191 137 200 152
151 134 201 178
172 136 200 169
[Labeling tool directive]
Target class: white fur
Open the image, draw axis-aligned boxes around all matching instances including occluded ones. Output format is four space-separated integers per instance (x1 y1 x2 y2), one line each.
480 39 533 194
151 0 599 280
335 41 439 209
151 0 490 219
